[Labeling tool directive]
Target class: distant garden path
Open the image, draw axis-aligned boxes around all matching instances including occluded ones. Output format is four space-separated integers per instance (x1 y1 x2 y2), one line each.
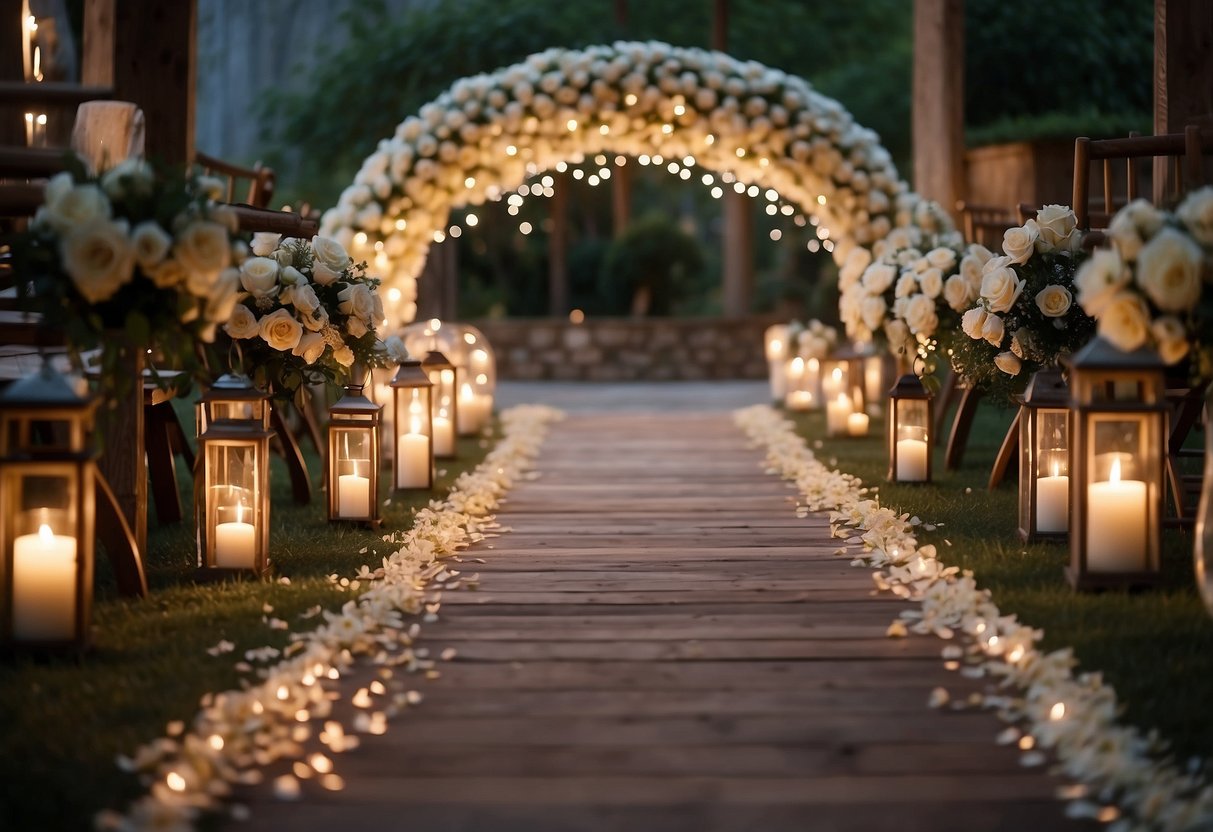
235 384 1080 831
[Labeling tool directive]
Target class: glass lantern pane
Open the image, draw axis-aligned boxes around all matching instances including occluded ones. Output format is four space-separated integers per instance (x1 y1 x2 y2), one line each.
211 401 260 422
10 470 78 640
1035 409 1069 478
206 443 260 569
1084 414 1153 573
897 399 929 433
332 429 373 518
1090 417 1146 482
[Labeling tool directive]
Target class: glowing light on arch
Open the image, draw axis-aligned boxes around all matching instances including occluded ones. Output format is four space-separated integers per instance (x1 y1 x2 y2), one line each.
320 40 948 326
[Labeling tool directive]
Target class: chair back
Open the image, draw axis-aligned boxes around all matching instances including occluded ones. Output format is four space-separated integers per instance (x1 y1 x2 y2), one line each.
194 152 276 208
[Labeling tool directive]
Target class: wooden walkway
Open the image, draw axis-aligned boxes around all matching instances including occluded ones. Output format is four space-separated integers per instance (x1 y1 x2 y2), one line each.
238 404 1083 831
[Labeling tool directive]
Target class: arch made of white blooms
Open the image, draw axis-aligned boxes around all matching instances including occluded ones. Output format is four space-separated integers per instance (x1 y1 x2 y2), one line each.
320 40 948 327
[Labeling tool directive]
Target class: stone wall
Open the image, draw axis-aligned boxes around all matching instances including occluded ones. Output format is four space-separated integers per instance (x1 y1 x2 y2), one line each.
472 317 776 381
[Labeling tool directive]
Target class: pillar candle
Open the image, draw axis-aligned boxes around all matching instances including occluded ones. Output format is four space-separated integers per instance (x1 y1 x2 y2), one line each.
847 411 870 437
768 360 788 401
896 439 929 481
785 390 813 411
1087 475 1146 571
826 393 852 437
214 518 257 568
12 524 77 640
433 416 455 456
396 433 431 489
338 472 371 517
1035 475 1069 533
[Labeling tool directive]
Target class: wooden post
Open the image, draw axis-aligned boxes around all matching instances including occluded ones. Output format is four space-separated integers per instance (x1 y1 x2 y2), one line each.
714 0 753 317
912 0 965 222
1154 0 1213 201
83 0 194 167
97 346 146 560
0 0 23 145
549 172 570 316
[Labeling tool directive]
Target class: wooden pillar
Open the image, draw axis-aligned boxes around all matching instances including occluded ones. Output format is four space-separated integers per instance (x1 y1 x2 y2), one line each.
83 0 194 167
912 0 965 221
549 172 570 316
1154 0 1213 201
714 0 753 317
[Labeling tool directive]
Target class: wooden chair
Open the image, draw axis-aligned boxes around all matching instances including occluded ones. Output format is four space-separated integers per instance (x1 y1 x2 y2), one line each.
956 201 1016 249
194 151 276 209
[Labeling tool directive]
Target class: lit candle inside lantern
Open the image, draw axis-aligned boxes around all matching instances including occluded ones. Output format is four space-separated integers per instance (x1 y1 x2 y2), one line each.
1036 458 1069 534
337 462 371 518
826 392 852 437
456 383 491 435
823 366 845 400
1087 456 1146 571
784 355 804 397
786 390 813 411
896 429 929 482
847 411 870 437
767 337 787 400
214 504 256 568
397 417 430 489
433 410 455 456
864 357 883 416
12 522 77 640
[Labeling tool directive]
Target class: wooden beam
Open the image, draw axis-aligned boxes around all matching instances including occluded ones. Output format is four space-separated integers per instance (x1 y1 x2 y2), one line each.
912 0 965 220
1154 0 1213 201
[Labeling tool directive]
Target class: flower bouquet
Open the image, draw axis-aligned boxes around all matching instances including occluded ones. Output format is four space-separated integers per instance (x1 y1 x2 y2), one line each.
212 233 387 396
1075 188 1213 378
951 205 1096 401
10 159 244 391
795 318 839 361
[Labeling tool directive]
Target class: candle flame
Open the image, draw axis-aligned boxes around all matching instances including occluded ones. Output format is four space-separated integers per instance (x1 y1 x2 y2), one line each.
770 338 782 352
1051 459 1060 478
789 356 804 373
832 368 842 382
460 382 474 401
808 358 819 371
1110 456 1121 483
410 416 422 434
37 523 53 542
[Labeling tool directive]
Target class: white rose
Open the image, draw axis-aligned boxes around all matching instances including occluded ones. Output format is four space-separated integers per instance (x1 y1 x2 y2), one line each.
312 261 341 286
1107 199 1164 261
839 246 872 287
943 274 972 311
1177 187 1213 246
286 282 321 317
860 295 887 331
980 264 1025 313
251 232 282 257
1135 226 1203 313
861 262 897 295
961 306 987 340
346 316 369 339
258 307 304 352
1002 220 1039 265
311 236 351 271
994 351 1022 376
174 220 231 276
925 247 956 272
1097 292 1151 353
38 182 111 234
100 158 154 200
239 256 280 299
149 258 186 289
982 313 1005 347
302 307 329 333
333 345 356 367
337 283 376 322
919 267 943 299
884 319 912 353
1151 316 1190 364
131 221 172 271
903 294 938 336
894 272 917 299
223 303 260 339
205 268 243 327
60 218 135 303
1034 284 1073 318
280 265 306 286
1074 249 1130 316
292 331 327 364
1034 204 1079 251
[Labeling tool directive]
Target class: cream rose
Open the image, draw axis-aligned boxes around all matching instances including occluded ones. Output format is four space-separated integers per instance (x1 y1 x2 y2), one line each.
149 258 186 289
981 313 1005 347
919 267 944 300
131 221 172 271
894 273 917 299
346 316 369 339
332 345 356 367
285 283 321 317
961 306 987 340
980 264 1025 313
1002 220 1039 265
1177 187 1213 246
311 236 351 272
251 232 282 257
861 263 897 295
943 274 972 311
1097 292 1151 353
337 283 376 322
292 331 327 364
223 303 260 339
258 308 304 352
903 294 938 336
1035 284 1073 318
1107 199 1164 261
1034 204 1078 251
1151 316 1190 364
239 256 280 299
860 295 887 331
993 351 1022 376
100 159 153 200
174 220 231 276
884 319 912 354
38 182 111 235
1074 249 1130 316
1135 227 1202 313
60 218 135 303
302 307 329 333
925 247 956 272
312 261 341 286
839 246 872 288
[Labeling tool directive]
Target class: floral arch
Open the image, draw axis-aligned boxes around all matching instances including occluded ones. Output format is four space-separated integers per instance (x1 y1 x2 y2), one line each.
319 40 948 327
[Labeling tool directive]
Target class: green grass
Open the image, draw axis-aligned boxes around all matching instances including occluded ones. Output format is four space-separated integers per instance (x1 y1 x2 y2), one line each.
787 402 1213 769
0 398 494 830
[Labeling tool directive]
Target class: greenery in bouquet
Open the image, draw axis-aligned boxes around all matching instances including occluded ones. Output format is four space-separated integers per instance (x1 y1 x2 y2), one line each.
212 233 387 397
794 318 838 361
951 205 1095 403
10 158 244 395
1075 188 1213 382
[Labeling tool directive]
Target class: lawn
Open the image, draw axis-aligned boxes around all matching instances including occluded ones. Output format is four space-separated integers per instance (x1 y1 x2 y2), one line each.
787 399 1213 769
0 396 494 830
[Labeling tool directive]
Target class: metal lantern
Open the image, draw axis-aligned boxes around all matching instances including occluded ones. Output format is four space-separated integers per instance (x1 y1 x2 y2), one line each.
1018 368 1070 542
327 383 382 525
421 350 459 459
821 354 850 405
1067 337 1166 589
888 374 933 483
450 323 496 437
390 359 434 491
764 323 789 402
783 356 812 411
196 374 274 577
0 366 96 649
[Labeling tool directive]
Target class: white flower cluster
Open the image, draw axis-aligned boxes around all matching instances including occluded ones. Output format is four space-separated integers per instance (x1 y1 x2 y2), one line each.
319 41 943 326
790 318 838 361
837 209 965 352
1075 189 1213 363
99 404 564 832
734 403 1213 832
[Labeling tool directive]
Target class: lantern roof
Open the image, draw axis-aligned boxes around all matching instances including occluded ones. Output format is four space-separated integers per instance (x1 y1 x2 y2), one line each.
201 374 270 401
1068 336 1165 371
391 358 432 387
0 363 93 411
889 373 929 398
1021 366 1069 406
331 384 382 415
421 349 454 371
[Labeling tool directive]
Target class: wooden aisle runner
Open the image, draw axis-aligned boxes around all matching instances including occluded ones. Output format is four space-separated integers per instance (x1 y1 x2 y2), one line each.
238 410 1084 832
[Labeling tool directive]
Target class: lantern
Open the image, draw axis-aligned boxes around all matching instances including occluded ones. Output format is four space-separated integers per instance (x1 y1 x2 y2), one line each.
196 374 273 577
0 366 96 649
888 374 933 483
764 323 789 401
391 359 434 490
368 365 396 464
451 324 496 436
327 383 382 525
821 354 850 404
422 350 459 459
1067 337 1165 589
1018 368 1070 542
